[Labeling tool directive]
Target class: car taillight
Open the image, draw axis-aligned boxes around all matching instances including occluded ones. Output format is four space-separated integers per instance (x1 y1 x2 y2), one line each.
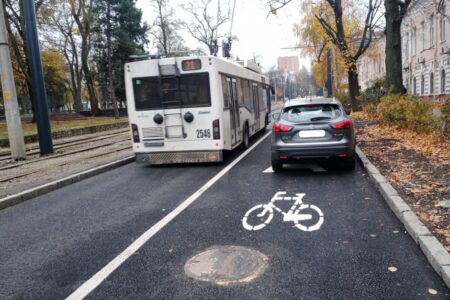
213 119 220 139
131 123 140 143
331 119 352 129
273 122 293 132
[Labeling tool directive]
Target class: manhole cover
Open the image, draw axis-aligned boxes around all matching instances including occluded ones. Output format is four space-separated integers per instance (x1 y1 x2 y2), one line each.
184 245 268 285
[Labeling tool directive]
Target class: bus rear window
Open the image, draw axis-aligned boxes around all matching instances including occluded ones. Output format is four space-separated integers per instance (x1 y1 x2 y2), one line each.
132 73 211 110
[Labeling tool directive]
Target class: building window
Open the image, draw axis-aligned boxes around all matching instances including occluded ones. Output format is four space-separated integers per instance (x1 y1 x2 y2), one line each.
413 77 417 94
430 72 434 94
430 14 435 47
405 35 409 61
441 69 446 93
421 22 425 51
421 75 425 95
440 5 446 41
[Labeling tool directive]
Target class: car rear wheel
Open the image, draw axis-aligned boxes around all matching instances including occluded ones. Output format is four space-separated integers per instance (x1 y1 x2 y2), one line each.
341 157 356 171
271 158 283 172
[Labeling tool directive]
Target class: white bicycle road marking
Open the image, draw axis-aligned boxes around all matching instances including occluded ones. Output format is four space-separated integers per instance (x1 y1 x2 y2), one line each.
66 131 272 300
242 192 324 232
263 167 274 173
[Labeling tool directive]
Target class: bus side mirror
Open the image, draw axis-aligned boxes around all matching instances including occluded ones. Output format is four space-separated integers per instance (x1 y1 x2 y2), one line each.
272 112 280 120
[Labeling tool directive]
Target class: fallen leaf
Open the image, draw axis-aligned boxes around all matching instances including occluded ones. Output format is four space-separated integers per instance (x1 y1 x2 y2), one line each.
388 266 398 273
428 288 437 295
370 234 377 238
169 248 173 253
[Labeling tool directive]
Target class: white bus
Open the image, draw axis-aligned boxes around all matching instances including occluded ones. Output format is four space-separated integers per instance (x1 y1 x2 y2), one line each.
124 55 272 164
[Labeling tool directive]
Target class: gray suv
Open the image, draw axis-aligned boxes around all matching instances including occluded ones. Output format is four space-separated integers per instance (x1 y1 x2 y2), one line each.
271 97 356 172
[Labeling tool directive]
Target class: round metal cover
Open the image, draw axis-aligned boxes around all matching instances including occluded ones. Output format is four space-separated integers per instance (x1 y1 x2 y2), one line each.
184 245 268 286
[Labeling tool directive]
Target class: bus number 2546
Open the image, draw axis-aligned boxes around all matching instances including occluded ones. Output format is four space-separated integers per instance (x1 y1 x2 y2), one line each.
196 129 211 138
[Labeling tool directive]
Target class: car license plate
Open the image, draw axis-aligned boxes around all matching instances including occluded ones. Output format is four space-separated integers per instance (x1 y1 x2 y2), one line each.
299 130 326 138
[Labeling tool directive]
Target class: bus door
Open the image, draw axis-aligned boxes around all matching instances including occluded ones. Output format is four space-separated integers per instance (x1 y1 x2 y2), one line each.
252 83 260 131
228 78 241 145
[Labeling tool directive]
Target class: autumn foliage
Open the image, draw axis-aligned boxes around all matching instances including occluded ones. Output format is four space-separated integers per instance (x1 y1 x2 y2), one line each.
378 94 437 131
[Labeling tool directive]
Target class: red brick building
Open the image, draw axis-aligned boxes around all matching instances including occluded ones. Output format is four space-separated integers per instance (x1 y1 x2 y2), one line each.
277 56 300 74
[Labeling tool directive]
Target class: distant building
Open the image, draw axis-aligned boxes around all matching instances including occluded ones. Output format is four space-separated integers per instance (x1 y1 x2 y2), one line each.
277 56 300 74
358 33 386 90
402 0 450 99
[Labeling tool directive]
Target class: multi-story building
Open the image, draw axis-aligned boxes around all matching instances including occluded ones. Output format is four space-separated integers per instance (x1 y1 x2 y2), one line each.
402 0 450 99
358 33 386 90
277 56 300 74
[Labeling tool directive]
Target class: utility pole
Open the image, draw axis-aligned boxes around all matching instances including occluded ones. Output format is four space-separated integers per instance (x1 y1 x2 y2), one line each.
0 0 26 160
23 0 53 155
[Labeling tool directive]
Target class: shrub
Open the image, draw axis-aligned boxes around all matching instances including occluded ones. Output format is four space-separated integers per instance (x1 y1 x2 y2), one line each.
360 77 387 115
336 92 351 107
378 94 436 131
441 97 450 121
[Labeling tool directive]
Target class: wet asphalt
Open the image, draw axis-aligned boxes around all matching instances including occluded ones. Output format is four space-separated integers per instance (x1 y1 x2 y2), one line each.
0 130 449 299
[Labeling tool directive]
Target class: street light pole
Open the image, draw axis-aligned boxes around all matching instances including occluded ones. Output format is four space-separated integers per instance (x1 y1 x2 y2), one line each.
23 0 53 156
0 0 26 160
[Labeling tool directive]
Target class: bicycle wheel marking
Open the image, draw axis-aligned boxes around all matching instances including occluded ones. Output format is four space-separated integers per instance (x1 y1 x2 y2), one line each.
242 192 324 232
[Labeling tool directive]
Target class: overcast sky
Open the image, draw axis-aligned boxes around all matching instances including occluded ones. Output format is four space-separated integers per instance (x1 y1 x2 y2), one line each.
135 0 311 71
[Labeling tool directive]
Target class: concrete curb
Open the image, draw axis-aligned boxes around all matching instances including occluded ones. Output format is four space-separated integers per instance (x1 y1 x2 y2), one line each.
356 146 450 288
0 156 135 211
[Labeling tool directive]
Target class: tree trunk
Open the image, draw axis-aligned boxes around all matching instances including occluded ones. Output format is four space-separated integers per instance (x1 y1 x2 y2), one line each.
347 65 360 111
107 1 119 118
385 0 407 94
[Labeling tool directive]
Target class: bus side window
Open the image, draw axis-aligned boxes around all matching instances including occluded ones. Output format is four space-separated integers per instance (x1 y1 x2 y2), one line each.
236 78 244 107
242 80 252 112
221 75 229 109
262 88 268 110
259 84 266 110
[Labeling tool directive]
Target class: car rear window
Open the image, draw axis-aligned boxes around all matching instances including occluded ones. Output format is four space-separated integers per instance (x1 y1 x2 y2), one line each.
281 104 342 122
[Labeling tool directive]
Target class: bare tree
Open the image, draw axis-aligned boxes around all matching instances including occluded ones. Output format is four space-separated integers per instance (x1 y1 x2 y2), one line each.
3 0 48 119
70 0 99 116
315 0 383 109
44 0 83 112
180 0 230 55
150 0 185 56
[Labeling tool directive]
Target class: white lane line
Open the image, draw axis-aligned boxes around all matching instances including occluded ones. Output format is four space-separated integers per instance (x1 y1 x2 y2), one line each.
263 167 274 173
66 131 272 300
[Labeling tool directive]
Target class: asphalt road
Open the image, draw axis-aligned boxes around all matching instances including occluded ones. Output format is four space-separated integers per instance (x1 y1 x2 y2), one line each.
0 130 449 299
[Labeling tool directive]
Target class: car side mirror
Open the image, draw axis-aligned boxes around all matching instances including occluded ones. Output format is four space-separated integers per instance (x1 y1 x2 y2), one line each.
272 112 280 120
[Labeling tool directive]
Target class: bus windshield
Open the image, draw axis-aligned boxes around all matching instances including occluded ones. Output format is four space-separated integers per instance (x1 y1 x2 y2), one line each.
132 72 211 110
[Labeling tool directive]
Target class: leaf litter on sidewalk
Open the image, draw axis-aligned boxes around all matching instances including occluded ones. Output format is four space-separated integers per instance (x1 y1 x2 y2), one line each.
353 112 450 252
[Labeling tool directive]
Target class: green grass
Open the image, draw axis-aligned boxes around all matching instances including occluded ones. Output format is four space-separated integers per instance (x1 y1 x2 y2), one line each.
0 117 128 139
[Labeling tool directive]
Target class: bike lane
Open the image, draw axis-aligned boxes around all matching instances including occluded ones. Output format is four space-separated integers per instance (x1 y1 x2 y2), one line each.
85 137 449 299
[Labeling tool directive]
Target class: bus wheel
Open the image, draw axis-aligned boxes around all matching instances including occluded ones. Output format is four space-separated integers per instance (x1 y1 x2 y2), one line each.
240 124 249 150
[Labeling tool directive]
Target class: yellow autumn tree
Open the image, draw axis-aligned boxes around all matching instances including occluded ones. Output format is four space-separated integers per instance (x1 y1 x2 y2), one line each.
295 0 377 103
41 48 68 96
